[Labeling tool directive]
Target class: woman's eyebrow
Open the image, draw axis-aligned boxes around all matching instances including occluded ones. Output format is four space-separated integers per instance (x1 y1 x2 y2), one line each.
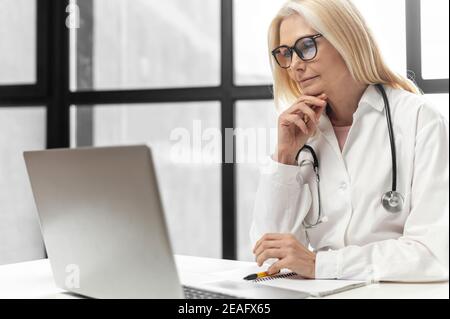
280 33 317 46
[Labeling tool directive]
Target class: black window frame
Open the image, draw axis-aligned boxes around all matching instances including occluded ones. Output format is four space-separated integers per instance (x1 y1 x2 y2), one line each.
0 0 448 260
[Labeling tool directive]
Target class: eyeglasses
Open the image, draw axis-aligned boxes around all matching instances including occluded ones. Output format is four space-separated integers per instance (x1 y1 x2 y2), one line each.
272 34 323 69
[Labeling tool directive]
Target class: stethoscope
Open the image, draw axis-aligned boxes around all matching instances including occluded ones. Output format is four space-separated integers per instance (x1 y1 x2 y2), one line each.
295 84 404 229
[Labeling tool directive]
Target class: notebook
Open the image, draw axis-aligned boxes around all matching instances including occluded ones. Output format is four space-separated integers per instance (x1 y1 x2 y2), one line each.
209 266 370 298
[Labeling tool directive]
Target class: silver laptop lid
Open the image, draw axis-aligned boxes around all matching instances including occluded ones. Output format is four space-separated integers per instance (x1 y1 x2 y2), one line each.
24 145 183 299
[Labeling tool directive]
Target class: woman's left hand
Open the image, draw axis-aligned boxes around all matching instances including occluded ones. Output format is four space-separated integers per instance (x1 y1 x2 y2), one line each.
253 233 316 279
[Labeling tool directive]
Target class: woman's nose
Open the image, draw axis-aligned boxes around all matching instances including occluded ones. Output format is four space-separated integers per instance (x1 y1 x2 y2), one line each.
290 51 306 70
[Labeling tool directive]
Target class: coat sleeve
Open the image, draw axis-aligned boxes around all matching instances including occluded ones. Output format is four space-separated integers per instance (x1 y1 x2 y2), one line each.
249 156 313 249
315 116 449 282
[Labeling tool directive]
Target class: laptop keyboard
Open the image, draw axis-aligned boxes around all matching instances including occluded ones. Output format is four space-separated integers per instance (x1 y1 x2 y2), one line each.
182 285 239 299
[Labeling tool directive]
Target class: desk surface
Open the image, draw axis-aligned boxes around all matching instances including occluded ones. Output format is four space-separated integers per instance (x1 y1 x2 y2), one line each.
0 256 448 299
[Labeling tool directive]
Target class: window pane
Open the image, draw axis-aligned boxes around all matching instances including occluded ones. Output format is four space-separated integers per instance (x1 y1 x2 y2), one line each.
233 0 286 86
0 107 46 265
235 100 278 261
421 0 449 79
351 0 406 77
424 94 449 123
71 103 222 258
0 0 36 84
71 0 220 91
234 0 407 86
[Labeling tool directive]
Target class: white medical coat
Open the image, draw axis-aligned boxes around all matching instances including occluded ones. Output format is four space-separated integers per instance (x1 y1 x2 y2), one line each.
250 84 449 282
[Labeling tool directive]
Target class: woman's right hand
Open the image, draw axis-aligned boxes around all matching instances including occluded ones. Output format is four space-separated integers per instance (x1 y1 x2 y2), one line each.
274 93 328 165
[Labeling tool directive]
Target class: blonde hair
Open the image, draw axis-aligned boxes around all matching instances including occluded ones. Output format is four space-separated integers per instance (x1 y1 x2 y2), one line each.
269 0 422 112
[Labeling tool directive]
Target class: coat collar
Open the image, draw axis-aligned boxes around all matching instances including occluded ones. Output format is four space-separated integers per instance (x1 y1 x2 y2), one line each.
358 84 386 113
317 84 387 130
313 84 387 159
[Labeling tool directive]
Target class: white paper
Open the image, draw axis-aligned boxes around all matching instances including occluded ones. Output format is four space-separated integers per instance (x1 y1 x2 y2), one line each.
210 266 368 297
259 277 367 297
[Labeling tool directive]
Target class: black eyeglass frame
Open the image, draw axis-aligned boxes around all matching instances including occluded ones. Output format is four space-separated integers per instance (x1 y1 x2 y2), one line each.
272 33 323 69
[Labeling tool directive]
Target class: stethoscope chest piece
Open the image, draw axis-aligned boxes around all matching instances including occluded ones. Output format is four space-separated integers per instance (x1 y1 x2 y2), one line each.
381 191 404 213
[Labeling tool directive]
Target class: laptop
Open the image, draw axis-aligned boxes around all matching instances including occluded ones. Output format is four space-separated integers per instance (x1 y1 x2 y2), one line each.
24 145 308 299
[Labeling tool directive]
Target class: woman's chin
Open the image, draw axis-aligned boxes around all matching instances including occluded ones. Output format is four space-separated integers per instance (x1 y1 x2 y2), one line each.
300 83 323 97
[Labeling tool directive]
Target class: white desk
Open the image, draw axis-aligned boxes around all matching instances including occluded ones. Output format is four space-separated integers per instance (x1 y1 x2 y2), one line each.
0 256 447 299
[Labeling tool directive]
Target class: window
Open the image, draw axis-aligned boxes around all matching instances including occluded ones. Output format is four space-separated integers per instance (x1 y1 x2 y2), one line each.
70 0 221 91
233 0 286 85
235 100 278 261
352 0 407 77
421 0 449 79
71 102 222 258
0 0 36 85
234 0 407 86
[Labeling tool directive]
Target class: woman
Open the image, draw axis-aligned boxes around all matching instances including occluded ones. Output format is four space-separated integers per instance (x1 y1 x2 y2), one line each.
250 0 449 282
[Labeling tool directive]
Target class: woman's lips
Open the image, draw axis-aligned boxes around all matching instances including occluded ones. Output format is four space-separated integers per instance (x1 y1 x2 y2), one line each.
300 76 319 86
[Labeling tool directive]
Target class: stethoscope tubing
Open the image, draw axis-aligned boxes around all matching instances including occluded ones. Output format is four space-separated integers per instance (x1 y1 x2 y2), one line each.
294 84 402 227
376 84 397 192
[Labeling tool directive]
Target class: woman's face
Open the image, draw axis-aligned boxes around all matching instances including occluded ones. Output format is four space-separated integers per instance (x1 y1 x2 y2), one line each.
279 14 349 97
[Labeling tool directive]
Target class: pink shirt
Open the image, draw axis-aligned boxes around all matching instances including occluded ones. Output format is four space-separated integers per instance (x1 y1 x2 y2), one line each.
332 125 352 152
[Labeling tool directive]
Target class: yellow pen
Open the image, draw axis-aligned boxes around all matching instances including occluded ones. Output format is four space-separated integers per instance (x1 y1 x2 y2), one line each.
243 271 278 281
